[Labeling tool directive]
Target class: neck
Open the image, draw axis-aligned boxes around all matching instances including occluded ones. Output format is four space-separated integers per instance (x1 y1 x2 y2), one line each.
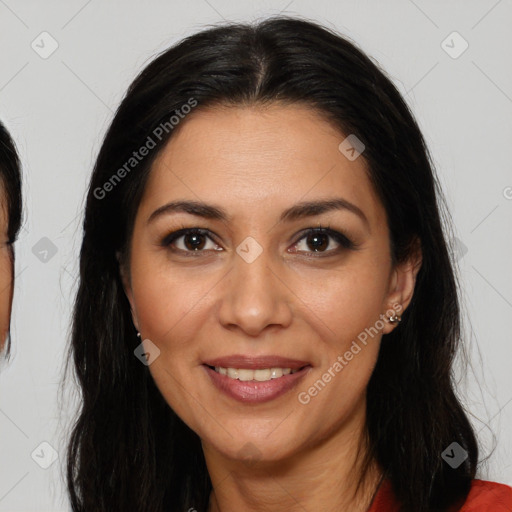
204 404 383 512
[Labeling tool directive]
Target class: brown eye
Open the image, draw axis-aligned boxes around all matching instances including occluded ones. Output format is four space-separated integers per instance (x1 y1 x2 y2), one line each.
162 228 221 254
291 227 355 255
305 232 329 252
182 232 206 250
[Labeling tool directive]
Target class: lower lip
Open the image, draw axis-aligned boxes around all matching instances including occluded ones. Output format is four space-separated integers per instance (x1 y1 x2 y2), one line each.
203 365 312 404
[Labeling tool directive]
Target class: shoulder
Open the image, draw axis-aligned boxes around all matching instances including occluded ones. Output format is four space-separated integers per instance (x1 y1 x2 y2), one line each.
456 479 512 511
368 478 512 512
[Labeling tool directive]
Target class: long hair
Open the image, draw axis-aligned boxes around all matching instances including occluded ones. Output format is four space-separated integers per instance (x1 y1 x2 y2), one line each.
0 120 23 354
66 16 478 511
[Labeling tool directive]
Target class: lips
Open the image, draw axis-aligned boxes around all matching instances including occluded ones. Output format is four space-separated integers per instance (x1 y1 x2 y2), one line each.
202 354 312 403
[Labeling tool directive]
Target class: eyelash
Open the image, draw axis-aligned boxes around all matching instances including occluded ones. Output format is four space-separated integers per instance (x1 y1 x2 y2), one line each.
160 224 357 258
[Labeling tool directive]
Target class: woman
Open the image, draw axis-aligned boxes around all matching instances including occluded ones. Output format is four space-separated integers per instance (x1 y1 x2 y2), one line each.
66 16 512 511
0 121 22 354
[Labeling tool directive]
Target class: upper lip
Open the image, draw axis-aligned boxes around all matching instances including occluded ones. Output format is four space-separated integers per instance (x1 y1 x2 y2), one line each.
203 355 311 370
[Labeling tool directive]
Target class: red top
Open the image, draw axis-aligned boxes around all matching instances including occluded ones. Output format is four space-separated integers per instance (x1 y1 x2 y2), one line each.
368 479 512 511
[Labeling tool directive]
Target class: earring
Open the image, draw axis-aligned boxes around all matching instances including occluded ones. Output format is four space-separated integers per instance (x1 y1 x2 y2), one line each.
136 332 141 338
386 312 402 324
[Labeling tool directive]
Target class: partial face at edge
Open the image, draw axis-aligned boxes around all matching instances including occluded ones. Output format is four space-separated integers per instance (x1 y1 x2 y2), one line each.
120 103 421 464
0 183 14 351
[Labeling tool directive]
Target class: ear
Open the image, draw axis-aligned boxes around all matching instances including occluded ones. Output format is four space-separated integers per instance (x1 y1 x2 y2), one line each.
116 251 139 332
382 238 422 334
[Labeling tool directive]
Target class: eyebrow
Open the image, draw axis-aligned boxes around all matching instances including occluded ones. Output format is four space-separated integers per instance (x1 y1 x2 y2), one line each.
147 198 369 228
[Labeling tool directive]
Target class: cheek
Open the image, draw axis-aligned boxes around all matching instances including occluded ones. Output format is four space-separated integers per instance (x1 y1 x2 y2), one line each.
130 257 215 355
290 256 390 404
129 264 210 416
294 259 390 341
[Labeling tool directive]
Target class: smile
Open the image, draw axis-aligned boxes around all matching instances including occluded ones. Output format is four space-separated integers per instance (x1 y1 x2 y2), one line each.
203 363 312 403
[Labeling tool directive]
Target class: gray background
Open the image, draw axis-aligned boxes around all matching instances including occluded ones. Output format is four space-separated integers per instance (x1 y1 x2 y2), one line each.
0 0 511 510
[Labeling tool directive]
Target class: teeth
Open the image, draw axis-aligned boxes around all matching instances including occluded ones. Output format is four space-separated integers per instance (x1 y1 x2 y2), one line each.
227 368 239 379
213 366 300 381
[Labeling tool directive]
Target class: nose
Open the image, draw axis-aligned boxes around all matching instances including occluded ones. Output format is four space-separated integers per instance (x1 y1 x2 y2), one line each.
217 247 293 337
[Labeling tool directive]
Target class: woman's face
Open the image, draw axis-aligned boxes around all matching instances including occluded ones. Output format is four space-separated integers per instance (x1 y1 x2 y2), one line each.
0 184 13 350
122 104 419 466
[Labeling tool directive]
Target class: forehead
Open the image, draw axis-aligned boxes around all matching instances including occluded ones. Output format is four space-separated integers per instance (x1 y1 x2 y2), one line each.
141 103 385 226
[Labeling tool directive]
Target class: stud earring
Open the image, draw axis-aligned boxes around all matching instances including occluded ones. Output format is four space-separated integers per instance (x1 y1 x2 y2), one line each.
386 312 402 324
136 332 141 338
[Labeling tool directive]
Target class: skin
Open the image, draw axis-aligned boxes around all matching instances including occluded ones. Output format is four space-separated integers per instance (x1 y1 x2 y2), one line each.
121 103 422 511
0 183 14 351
